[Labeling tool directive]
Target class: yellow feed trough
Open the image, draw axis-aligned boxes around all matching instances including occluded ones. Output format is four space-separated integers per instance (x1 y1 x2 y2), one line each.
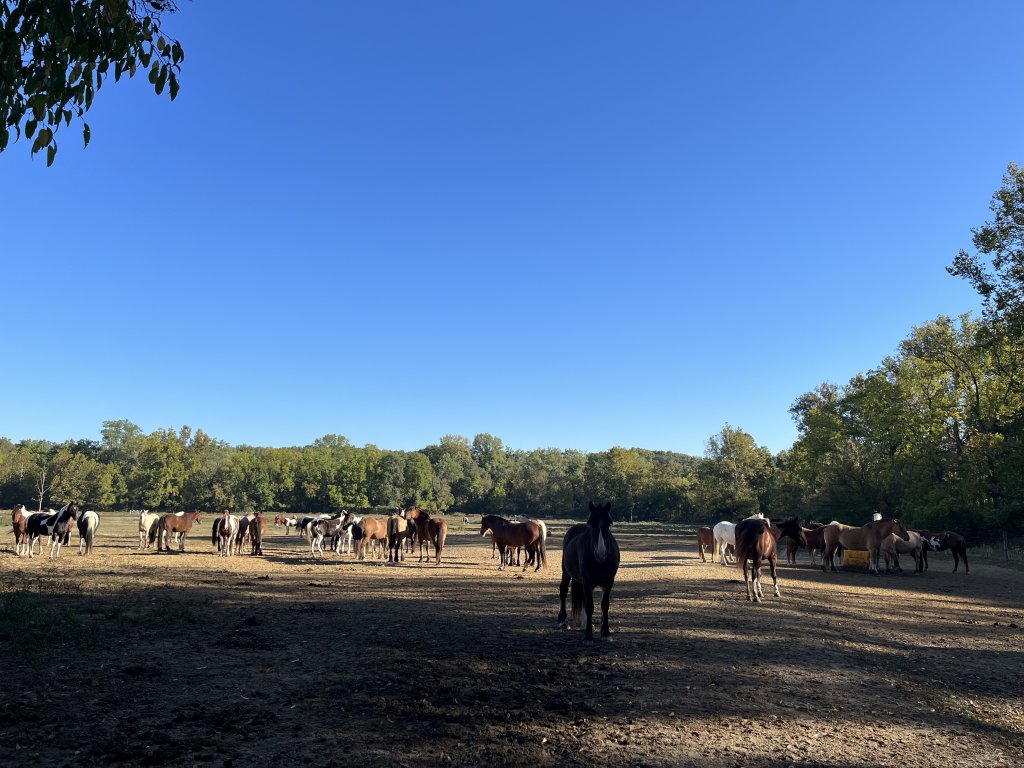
842 549 870 567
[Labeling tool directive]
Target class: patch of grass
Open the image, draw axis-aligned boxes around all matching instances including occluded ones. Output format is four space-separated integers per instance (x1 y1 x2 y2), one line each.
0 590 84 645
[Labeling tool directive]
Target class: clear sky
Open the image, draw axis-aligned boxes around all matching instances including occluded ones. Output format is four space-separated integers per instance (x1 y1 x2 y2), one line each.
2 2 1021 456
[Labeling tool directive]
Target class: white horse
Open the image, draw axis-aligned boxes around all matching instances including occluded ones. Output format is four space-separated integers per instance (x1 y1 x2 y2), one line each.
77 510 101 555
137 510 160 549
712 521 736 565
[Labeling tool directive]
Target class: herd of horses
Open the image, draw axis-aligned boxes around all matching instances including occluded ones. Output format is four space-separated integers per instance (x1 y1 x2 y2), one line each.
8 498 976 642
697 514 971 603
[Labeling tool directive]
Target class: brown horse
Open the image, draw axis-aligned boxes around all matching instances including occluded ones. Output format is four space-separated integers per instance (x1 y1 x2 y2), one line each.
158 511 204 552
387 513 410 563
11 503 33 556
786 522 826 566
344 513 388 560
696 526 714 562
735 516 805 602
821 518 909 575
480 515 543 571
403 508 448 564
918 530 970 574
250 511 265 555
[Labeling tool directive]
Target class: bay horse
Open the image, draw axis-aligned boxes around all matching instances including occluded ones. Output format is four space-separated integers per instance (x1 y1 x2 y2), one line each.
515 514 548 568
250 511 265 555
158 511 204 552
557 501 620 640
735 516 805 602
785 522 825 566
696 526 714 562
918 530 970 574
77 510 101 555
821 518 909 575
403 508 448 564
480 514 543 571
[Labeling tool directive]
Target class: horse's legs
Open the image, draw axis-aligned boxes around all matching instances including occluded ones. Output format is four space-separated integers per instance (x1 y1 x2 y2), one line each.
961 547 969 574
742 558 752 601
599 585 613 637
583 586 596 640
769 553 780 597
557 570 571 628
869 546 880 576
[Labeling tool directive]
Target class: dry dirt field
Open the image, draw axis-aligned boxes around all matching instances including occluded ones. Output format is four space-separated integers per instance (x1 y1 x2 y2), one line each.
2 514 1022 768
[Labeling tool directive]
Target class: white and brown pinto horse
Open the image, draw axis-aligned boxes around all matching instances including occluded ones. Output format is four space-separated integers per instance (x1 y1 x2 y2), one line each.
26 503 79 559
214 511 240 556
157 511 204 552
11 504 45 556
821 518 910 575
77 510 101 555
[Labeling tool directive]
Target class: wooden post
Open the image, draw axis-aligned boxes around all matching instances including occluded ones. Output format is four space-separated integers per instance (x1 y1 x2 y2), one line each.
1004 531 1010 561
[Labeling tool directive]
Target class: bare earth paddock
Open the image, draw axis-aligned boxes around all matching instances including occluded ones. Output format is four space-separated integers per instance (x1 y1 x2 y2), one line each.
2 515 1022 768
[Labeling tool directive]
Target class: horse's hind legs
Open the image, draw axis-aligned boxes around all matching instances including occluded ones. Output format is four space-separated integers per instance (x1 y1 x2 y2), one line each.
599 587 612 638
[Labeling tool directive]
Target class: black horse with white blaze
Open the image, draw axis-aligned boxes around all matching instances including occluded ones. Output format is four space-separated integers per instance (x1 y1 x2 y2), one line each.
557 501 620 641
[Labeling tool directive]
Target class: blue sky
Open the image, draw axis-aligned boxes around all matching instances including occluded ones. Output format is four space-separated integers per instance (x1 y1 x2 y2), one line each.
2 2 1021 456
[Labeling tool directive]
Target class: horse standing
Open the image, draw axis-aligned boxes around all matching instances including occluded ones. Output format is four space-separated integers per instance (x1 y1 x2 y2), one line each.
11 504 43 556
26 503 79 559
250 511 265 555
480 515 543 571
735 516 805 602
403 508 448 564
214 512 239 556
557 501 620 640
158 511 204 552
881 530 924 573
821 518 909 575
138 510 161 549
712 521 737 565
77 510 101 555
918 530 970 574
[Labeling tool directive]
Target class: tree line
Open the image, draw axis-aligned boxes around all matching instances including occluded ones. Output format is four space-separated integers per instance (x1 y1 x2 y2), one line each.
3 166 1024 543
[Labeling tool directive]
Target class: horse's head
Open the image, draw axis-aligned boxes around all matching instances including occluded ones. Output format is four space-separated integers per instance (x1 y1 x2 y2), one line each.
780 516 806 548
587 501 614 563
65 504 80 520
891 518 910 541
194 511 204 523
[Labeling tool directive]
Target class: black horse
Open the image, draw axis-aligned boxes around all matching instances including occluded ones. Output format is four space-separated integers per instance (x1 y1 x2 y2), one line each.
558 501 620 640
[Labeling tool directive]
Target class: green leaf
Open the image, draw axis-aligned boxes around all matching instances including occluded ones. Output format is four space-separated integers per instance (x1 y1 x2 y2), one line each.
25 120 37 139
168 72 179 101
83 123 91 149
148 62 159 84
46 143 56 167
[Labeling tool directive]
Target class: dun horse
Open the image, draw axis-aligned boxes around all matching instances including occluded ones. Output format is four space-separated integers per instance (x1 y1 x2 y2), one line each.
557 501 620 640
821 518 909 575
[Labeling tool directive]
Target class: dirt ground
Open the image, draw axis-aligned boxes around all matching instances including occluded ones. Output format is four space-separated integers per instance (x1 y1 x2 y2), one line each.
2 514 1022 768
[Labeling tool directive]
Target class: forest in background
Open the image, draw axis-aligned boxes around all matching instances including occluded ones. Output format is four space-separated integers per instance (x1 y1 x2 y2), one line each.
4 166 1024 544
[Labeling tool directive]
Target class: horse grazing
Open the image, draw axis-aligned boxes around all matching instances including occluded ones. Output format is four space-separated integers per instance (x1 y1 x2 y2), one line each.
138 510 161 549
735 516 805 602
880 530 924 573
918 530 970 574
158 511 204 552
77 510 101 555
480 514 543 571
821 518 909 575
558 501 620 640
26 504 79 559
403 508 448 564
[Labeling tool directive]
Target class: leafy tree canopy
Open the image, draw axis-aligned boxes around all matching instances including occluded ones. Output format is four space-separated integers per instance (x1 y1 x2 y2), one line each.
0 0 183 164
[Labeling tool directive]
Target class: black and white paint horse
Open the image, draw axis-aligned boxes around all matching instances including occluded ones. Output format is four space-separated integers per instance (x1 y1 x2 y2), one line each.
26 503 79 559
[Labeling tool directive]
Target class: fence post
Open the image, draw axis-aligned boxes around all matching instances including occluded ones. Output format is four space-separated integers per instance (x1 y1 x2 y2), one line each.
1004 531 1010 561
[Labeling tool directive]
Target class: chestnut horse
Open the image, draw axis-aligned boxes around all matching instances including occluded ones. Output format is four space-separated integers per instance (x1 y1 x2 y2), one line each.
158 511 204 552
696 526 714 562
735 516 805 602
480 515 543 571
558 501 620 640
821 518 909 575
403 508 448 564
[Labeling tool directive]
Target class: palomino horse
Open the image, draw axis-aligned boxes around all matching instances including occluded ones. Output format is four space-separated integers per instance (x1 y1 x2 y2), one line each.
480 515 544 571
917 530 970 574
158 511 204 552
821 518 909 575
735 516 805 602
558 501 620 640
880 530 924 573
76 510 101 555
402 508 448 564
